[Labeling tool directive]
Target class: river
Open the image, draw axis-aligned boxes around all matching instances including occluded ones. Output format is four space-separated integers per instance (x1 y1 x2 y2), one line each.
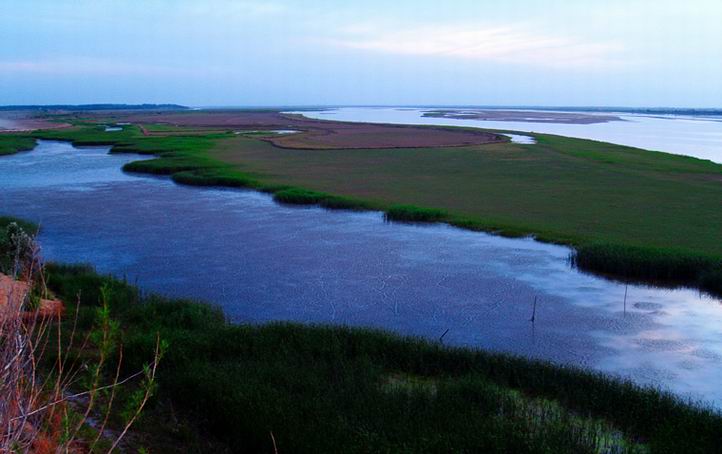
292 107 722 163
1 140 721 407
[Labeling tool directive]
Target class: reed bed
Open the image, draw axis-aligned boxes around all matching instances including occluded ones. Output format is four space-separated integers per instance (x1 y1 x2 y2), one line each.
40 261 722 453
572 243 722 297
385 204 448 222
273 188 370 210
0 135 36 156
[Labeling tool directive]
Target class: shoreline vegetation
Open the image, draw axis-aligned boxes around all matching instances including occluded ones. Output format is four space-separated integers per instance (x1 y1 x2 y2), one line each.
2 116 722 450
0 135 36 155
41 264 722 453
1 112 718 297
0 218 163 452
2 218 721 452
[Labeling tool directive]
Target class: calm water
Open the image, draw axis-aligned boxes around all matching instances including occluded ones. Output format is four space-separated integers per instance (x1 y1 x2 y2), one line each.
2 140 722 407
293 107 722 163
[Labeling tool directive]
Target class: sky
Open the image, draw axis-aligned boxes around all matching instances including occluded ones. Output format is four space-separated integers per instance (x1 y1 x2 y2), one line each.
1 0 722 107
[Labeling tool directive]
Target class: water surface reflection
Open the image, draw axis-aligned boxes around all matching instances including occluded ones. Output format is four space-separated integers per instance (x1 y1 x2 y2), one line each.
1 140 721 406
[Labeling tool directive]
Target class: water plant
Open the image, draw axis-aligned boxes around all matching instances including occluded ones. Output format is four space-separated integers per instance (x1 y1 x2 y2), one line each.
385 204 448 222
273 188 370 210
572 243 722 297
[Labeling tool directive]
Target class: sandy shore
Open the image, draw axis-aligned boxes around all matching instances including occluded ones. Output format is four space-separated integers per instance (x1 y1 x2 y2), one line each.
423 109 622 124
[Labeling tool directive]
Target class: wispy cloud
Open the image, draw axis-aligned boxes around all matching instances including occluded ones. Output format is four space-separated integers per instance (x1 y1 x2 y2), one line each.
329 23 621 69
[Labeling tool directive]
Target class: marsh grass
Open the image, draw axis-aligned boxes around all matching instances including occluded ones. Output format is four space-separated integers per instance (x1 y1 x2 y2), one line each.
16 123 722 296
171 169 258 188
572 243 722 297
37 262 722 453
385 204 448 222
273 188 370 210
0 135 36 155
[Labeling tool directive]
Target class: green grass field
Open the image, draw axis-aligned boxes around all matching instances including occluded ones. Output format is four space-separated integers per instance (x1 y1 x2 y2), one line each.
209 133 721 252
1 121 721 294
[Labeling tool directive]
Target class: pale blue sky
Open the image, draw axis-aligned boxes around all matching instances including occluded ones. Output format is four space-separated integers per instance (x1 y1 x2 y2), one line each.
2 0 721 107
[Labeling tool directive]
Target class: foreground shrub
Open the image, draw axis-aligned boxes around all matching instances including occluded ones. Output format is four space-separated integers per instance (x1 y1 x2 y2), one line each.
0 223 163 452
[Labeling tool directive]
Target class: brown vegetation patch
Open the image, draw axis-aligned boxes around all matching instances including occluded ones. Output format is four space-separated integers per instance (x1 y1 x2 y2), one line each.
87 110 505 149
0 273 64 320
0 111 70 132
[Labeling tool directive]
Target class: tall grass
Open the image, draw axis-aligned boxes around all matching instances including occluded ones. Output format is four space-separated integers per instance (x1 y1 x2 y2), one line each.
0 135 36 155
273 188 370 210
0 222 163 452
385 204 448 222
40 262 722 453
572 243 722 296
171 169 258 188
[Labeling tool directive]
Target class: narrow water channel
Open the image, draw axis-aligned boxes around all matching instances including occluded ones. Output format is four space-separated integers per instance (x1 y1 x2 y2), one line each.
2 140 721 407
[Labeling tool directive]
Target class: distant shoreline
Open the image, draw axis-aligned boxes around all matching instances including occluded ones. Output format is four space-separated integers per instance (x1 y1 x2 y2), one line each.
0 111 69 132
422 109 623 124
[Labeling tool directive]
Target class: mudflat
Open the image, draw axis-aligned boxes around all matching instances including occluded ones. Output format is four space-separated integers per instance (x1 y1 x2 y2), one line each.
423 109 622 124
0 111 68 132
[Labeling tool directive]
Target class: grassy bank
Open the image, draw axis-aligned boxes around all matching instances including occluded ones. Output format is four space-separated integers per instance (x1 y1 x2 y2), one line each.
385 204 448 222
572 243 722 290
39 262 721 453
4 120 721 295
0 135 35 155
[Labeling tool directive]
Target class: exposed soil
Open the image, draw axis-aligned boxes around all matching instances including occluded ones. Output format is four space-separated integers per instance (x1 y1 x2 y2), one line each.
0 111 70 132
0 273 64 320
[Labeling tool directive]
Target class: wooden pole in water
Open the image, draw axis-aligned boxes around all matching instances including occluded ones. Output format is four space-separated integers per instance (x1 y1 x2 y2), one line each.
439 328 450 343
530 296 537 323
624 284 628 316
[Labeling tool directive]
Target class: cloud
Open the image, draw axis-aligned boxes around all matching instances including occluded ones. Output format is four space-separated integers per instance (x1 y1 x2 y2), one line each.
329 24 621 69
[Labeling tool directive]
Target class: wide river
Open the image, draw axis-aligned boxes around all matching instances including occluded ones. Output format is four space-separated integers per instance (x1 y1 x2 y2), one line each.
293 107 722 163
2 140 722 407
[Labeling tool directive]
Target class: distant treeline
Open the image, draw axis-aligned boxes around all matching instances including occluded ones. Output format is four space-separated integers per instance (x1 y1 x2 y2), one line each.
0 104 188 111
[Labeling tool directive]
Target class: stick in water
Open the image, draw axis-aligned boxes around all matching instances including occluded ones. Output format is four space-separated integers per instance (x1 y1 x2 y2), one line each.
530 296 537 323
439 328 450 343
